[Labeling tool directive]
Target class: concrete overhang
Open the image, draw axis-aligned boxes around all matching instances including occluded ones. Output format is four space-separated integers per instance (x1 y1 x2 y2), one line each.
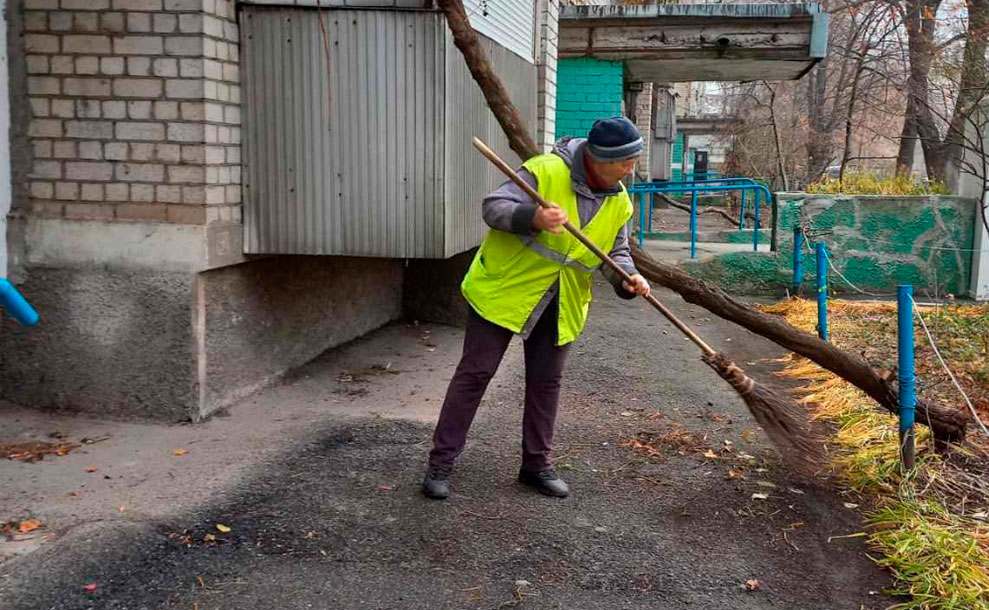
678 116 740 135
559 3 828 82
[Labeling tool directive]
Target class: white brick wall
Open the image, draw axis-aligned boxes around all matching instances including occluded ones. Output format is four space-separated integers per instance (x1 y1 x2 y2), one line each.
536 0 559 153
25 0 242 225
634 83 652 181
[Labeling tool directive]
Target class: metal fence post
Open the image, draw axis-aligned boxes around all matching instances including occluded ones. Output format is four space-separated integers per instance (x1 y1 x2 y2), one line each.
648 193 654 234
690 188 698 259
752 189 761 251
792 226 804 296
637 192 644 248
739 190 746 230
897 285 916 471
816 242 828 340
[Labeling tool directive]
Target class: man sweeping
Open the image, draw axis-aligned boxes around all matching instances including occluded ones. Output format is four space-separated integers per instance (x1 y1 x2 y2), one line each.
422 117 651 500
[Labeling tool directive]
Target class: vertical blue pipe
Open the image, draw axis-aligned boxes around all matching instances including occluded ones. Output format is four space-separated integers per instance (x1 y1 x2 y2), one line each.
792 226 804 296
897 285 916 470
637 193 644 248
816 242 828 340
739 190 746 230
690 189 698 259
752 189 761 251
648 193 654 234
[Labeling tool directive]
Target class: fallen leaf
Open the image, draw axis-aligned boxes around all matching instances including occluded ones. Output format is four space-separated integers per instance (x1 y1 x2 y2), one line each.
726 469 744 479
843 502 859 509
756 481 777 488
703 449 718 459
118 505 126 513
83 583 97 593
746 579 759 590
741 429 756 443
723 440 733 447
620 411 633 417
972 511 987 521
203 533 216 542
172 449 188 456
751 493 769 500
85 466 98 473
18 519 41 533
737 452 756 460
215 523 231 533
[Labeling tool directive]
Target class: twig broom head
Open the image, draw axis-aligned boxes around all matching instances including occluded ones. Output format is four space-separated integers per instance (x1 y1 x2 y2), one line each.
703 352 825 474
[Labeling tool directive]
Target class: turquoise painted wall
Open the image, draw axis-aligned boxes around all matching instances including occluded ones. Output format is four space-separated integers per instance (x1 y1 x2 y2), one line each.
681 195 980 296
555 58 624 139
671 131 684 181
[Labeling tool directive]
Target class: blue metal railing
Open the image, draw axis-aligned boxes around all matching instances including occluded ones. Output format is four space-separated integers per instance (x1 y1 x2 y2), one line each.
648 177 764 230
628 180 773 258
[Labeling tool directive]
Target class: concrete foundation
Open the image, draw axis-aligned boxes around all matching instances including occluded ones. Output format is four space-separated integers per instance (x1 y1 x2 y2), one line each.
403 249 476 328
0 232 404 421
199 256 403 417
0 265 198 420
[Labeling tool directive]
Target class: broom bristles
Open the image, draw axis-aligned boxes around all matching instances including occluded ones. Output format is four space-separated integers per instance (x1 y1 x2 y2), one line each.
703 352 824 473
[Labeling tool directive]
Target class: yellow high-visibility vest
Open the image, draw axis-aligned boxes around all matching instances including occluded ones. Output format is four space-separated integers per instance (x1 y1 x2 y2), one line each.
461 153 633 345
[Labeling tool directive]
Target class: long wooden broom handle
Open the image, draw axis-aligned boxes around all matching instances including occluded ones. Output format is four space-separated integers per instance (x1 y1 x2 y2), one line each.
472 137 717 357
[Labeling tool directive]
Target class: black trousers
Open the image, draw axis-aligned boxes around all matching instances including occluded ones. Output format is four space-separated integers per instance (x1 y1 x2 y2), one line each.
428 299 570 472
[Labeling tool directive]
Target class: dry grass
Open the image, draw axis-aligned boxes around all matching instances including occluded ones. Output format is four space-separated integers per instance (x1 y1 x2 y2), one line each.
762 299 988 433
762 299 989 610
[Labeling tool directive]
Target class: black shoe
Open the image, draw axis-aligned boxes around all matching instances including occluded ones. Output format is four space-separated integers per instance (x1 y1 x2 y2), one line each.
422 464 453 500
518 468 569 498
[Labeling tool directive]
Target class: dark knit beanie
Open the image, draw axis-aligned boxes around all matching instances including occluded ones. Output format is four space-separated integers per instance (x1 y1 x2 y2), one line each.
587 117 643 161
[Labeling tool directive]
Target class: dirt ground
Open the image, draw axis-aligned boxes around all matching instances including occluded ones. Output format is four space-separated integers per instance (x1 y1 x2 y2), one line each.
1 279 894 609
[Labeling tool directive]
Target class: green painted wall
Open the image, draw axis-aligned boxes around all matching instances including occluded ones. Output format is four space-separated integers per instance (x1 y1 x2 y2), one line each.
555 58 624 139
683 194 980 296
671 131 684 181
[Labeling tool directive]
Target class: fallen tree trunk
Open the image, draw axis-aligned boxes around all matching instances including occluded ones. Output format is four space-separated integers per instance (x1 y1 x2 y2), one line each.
630 246 968 443
437 0 537 162
438 0 968 443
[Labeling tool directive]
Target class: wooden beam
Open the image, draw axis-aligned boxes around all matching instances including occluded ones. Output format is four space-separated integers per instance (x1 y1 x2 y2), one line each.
560 24 811 59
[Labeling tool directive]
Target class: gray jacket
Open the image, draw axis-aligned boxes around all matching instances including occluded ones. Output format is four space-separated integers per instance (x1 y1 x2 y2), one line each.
480 137 639 338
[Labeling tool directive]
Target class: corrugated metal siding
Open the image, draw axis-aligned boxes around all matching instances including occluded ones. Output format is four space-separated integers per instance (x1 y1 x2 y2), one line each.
241 1 535 61
242 7 445 257
443 33 537 257
463 0 535 62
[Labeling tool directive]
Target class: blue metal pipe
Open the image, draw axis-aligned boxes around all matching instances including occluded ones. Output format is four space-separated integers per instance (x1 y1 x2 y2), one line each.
739 190 747 230
792 226 804 295
690 189 698 259
647 193 654 233
816 243 828 340
0 279 39 326
752 189 761 251
637 192 645 248
897 285 916 470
